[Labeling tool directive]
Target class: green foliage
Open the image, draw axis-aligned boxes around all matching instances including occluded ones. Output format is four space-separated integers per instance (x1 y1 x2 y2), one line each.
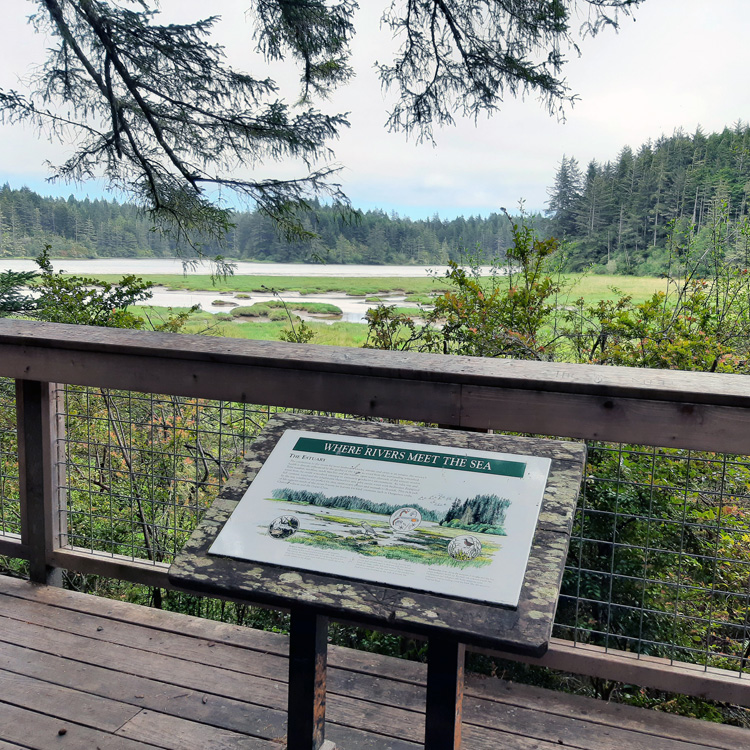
2 1 349 246
365 212 566 359
232 305 290 322
278 319 316 344
0 269 36 316
0 184 550 265
377 1 639 141
565 210 750 371
440 520 506 536
442 494 510 530
364 303 439 352
365 212 750 673
32 247 153 328
231 301 341 318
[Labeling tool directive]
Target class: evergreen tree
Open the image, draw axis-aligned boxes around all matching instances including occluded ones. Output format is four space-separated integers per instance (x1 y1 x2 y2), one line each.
547 155 583 237
553 122 750 273
0 184 551 264
0 270 36 316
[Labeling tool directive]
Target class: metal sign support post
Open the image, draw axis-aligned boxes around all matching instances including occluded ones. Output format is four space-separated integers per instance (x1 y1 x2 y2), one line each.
425 635 466 749
287 607 336 750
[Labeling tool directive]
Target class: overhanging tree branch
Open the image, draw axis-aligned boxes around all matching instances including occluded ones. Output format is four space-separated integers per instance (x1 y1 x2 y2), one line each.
0 1 642 248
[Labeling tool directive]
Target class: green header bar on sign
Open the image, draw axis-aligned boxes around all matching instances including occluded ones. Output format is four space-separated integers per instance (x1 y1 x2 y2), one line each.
292 437 526 478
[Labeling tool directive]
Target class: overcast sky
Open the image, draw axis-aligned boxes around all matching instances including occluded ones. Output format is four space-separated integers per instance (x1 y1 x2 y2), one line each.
2 1 750 220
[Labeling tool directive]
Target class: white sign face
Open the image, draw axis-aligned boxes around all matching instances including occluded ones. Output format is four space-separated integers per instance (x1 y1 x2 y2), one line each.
209 429 552 607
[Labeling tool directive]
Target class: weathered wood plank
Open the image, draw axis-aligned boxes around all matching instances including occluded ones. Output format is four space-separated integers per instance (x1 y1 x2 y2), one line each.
9 623 738 750
494 638 750 709
117 708 421 750
463 694 715 750
0 638 406 750
0 574 287 649
0 616 415 748
0 537 26 560
3 575 749 724
50 547 171 589
0 668 141 731
4 320 750 408
0 701 155 750
115 709 283 750
460 384 750 454
0 614 285 707
0 591 287 681
0 574 748 750
0 637 284 719
465 675 750 750
460 724 596 750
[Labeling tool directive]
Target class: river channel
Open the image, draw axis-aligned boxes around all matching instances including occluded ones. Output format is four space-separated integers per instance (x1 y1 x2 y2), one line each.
1 258 500 324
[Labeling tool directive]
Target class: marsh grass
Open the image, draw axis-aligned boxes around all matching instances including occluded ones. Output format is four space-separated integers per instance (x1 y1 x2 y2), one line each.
231 301 342 317
562 274 668 304
106 271 667 304
128 271 669 348
93 274 452 296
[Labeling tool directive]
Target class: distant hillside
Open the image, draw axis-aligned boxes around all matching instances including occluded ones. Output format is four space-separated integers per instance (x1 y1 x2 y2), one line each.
0 184 548 266
547 122 750 274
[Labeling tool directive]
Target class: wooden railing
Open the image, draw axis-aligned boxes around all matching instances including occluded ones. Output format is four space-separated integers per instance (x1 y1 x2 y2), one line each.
2 318 750 706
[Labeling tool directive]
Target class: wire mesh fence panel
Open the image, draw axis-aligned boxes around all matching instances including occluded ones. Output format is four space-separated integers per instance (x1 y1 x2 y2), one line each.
58 385 277 565
0 378 20 538
5 376 749 675
556 441 750 676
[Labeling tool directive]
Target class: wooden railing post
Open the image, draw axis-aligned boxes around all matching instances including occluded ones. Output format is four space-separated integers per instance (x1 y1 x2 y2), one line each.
16 379 65 586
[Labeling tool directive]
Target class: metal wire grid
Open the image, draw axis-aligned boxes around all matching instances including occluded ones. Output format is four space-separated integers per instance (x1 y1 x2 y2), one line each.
4 377 750 673
0 378 20 537
58 385 276 564
555 441 750 675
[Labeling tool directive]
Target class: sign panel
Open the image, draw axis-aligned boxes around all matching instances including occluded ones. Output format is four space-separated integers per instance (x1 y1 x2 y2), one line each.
209 429 551 607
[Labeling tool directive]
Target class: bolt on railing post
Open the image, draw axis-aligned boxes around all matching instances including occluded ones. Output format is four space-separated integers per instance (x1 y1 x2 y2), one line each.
16 379 65 586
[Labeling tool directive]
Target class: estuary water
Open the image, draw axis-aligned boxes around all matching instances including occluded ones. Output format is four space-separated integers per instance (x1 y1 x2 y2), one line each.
2 258 472 323
0 258 464 277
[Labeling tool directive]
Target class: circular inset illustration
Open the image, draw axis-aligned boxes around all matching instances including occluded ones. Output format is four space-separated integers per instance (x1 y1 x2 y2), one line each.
448 535 482 560
389 507 422 532
268 515 300 539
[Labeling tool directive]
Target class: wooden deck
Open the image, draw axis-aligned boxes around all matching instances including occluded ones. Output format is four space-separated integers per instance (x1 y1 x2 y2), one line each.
0 575 748 750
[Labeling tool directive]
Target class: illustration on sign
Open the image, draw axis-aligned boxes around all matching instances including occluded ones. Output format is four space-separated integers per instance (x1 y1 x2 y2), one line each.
208 429 552 607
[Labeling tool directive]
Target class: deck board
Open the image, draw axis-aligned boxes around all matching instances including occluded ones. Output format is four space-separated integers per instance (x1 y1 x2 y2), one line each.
0 575 747 749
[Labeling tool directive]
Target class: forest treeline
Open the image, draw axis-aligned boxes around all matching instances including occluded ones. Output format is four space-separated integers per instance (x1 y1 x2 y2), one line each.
0 184 545 265
547 122 750 274
6 122 750 272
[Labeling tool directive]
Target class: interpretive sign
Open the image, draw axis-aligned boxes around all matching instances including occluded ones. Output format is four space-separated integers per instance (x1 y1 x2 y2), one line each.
209 428 552 607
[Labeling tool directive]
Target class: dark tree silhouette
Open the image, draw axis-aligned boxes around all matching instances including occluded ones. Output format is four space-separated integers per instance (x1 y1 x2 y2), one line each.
1 1 641 252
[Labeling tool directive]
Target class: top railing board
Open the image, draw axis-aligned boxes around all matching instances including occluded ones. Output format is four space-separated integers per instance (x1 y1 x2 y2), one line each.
2 319 750 454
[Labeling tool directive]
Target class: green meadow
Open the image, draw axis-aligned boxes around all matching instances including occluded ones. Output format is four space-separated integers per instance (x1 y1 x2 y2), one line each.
97 272 669 305
126 272 670 348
